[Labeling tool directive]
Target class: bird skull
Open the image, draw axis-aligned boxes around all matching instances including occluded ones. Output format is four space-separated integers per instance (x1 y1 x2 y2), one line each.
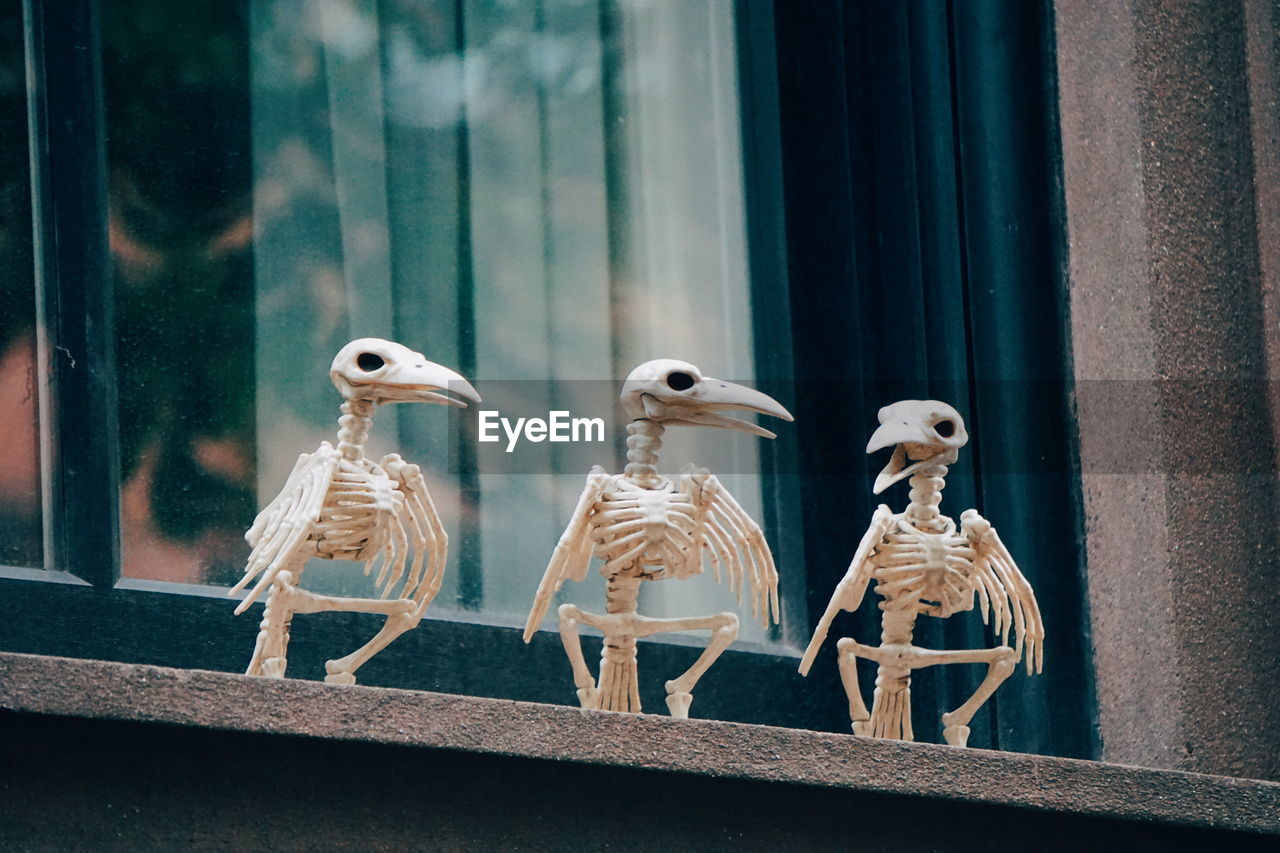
330 338 481 406
619 358 793 438
866 400 968 494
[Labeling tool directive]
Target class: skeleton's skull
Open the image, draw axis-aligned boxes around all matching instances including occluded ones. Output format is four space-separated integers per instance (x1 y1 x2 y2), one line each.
620 358 793 438
866 400 968 494
330 338 480 406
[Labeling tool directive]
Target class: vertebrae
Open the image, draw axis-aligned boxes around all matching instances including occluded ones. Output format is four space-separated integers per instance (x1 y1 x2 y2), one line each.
623 419 665 487
905 463 949 532
605 575 642 614
336 398 376 460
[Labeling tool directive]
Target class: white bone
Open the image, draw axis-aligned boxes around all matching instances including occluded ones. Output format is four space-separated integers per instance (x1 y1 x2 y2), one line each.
524 359 791 717
800 400 1043 746
231 338 479 684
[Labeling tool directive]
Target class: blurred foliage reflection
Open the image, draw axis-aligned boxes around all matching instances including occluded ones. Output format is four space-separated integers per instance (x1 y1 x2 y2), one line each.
0 6 41 568
105 2 256 584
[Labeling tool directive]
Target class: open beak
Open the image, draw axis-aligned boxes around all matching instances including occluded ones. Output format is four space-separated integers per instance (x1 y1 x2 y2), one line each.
867 421 945 494
648 379 793 438
377 361 481 407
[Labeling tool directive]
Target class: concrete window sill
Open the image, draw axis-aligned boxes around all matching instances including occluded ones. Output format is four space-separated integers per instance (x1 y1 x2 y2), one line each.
0 651 1276 837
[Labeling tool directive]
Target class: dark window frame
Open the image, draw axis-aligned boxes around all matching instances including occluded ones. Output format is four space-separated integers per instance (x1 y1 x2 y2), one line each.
2 0 1095 757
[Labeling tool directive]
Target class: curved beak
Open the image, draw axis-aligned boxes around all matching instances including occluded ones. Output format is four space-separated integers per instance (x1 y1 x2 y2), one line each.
650 379 793 438
867 421 943 495
378 361 481 407
866 420 932 455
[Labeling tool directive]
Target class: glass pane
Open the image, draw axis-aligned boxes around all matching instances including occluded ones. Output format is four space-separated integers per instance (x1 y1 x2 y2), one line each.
0 6 43 569
105 3 256 586
109 0 780 644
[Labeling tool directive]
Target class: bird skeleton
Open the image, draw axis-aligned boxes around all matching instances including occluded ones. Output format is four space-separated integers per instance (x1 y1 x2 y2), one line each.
523 359 792 718
230 338 480 685
799 400 1043 746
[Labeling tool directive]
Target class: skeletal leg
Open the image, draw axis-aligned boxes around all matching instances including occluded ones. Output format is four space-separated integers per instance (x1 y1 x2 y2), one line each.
284 587 424 685
322 607 420 685
246 570 297 678
835 638 873 736
843 641 917 741
634 612 739 719
912 645 1017 747
558 603 608 709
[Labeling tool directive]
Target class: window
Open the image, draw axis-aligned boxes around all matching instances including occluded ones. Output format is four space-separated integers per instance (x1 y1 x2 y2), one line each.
2 0 1091 758
103 0 789 641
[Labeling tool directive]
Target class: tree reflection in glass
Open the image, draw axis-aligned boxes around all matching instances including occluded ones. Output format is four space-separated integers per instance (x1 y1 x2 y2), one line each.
106 2 256 585
0 11 42 570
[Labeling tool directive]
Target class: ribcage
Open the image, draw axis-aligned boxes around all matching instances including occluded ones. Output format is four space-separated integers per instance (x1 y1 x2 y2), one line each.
871 523 978 617
314 460 402 562
589 483 699 577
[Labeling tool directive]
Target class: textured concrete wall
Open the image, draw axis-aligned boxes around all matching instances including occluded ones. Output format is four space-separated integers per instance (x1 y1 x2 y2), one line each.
1056 0 1280 780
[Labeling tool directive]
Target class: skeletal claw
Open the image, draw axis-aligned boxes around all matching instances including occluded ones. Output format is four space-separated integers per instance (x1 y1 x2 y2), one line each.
576 686 600 709
324 671 357 686
261 658 287 679
665 691 693 719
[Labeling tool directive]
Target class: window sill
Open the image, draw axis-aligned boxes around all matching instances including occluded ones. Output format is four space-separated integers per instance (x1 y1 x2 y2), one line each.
0 650 1275 837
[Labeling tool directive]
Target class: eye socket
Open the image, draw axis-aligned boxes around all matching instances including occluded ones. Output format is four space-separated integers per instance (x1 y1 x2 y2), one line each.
357 352 386 372
934 419 955 438
665 371 695 391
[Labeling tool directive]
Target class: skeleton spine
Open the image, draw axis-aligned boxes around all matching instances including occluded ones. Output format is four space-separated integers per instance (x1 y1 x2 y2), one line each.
905 462 950 532
869 461 950 739
623 419 665 487
337 398 376 460
597 575 642 712
869 608 917 740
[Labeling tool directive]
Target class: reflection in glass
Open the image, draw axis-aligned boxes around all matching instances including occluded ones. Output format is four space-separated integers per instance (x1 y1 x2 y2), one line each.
110 0 776 643
0 10 42 569
105 3 256 585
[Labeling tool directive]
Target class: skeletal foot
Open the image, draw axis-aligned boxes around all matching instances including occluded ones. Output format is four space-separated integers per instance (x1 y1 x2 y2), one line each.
943 724 971 747
261 658 287 679
576 686 599 709
665 691 693 719
324 670 357 686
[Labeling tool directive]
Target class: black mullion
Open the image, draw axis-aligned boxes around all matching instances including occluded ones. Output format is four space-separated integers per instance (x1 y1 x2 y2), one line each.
452 0 482 610
598 0 632 466
379 0 401 347
598 0 648 476
24 0 119 588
